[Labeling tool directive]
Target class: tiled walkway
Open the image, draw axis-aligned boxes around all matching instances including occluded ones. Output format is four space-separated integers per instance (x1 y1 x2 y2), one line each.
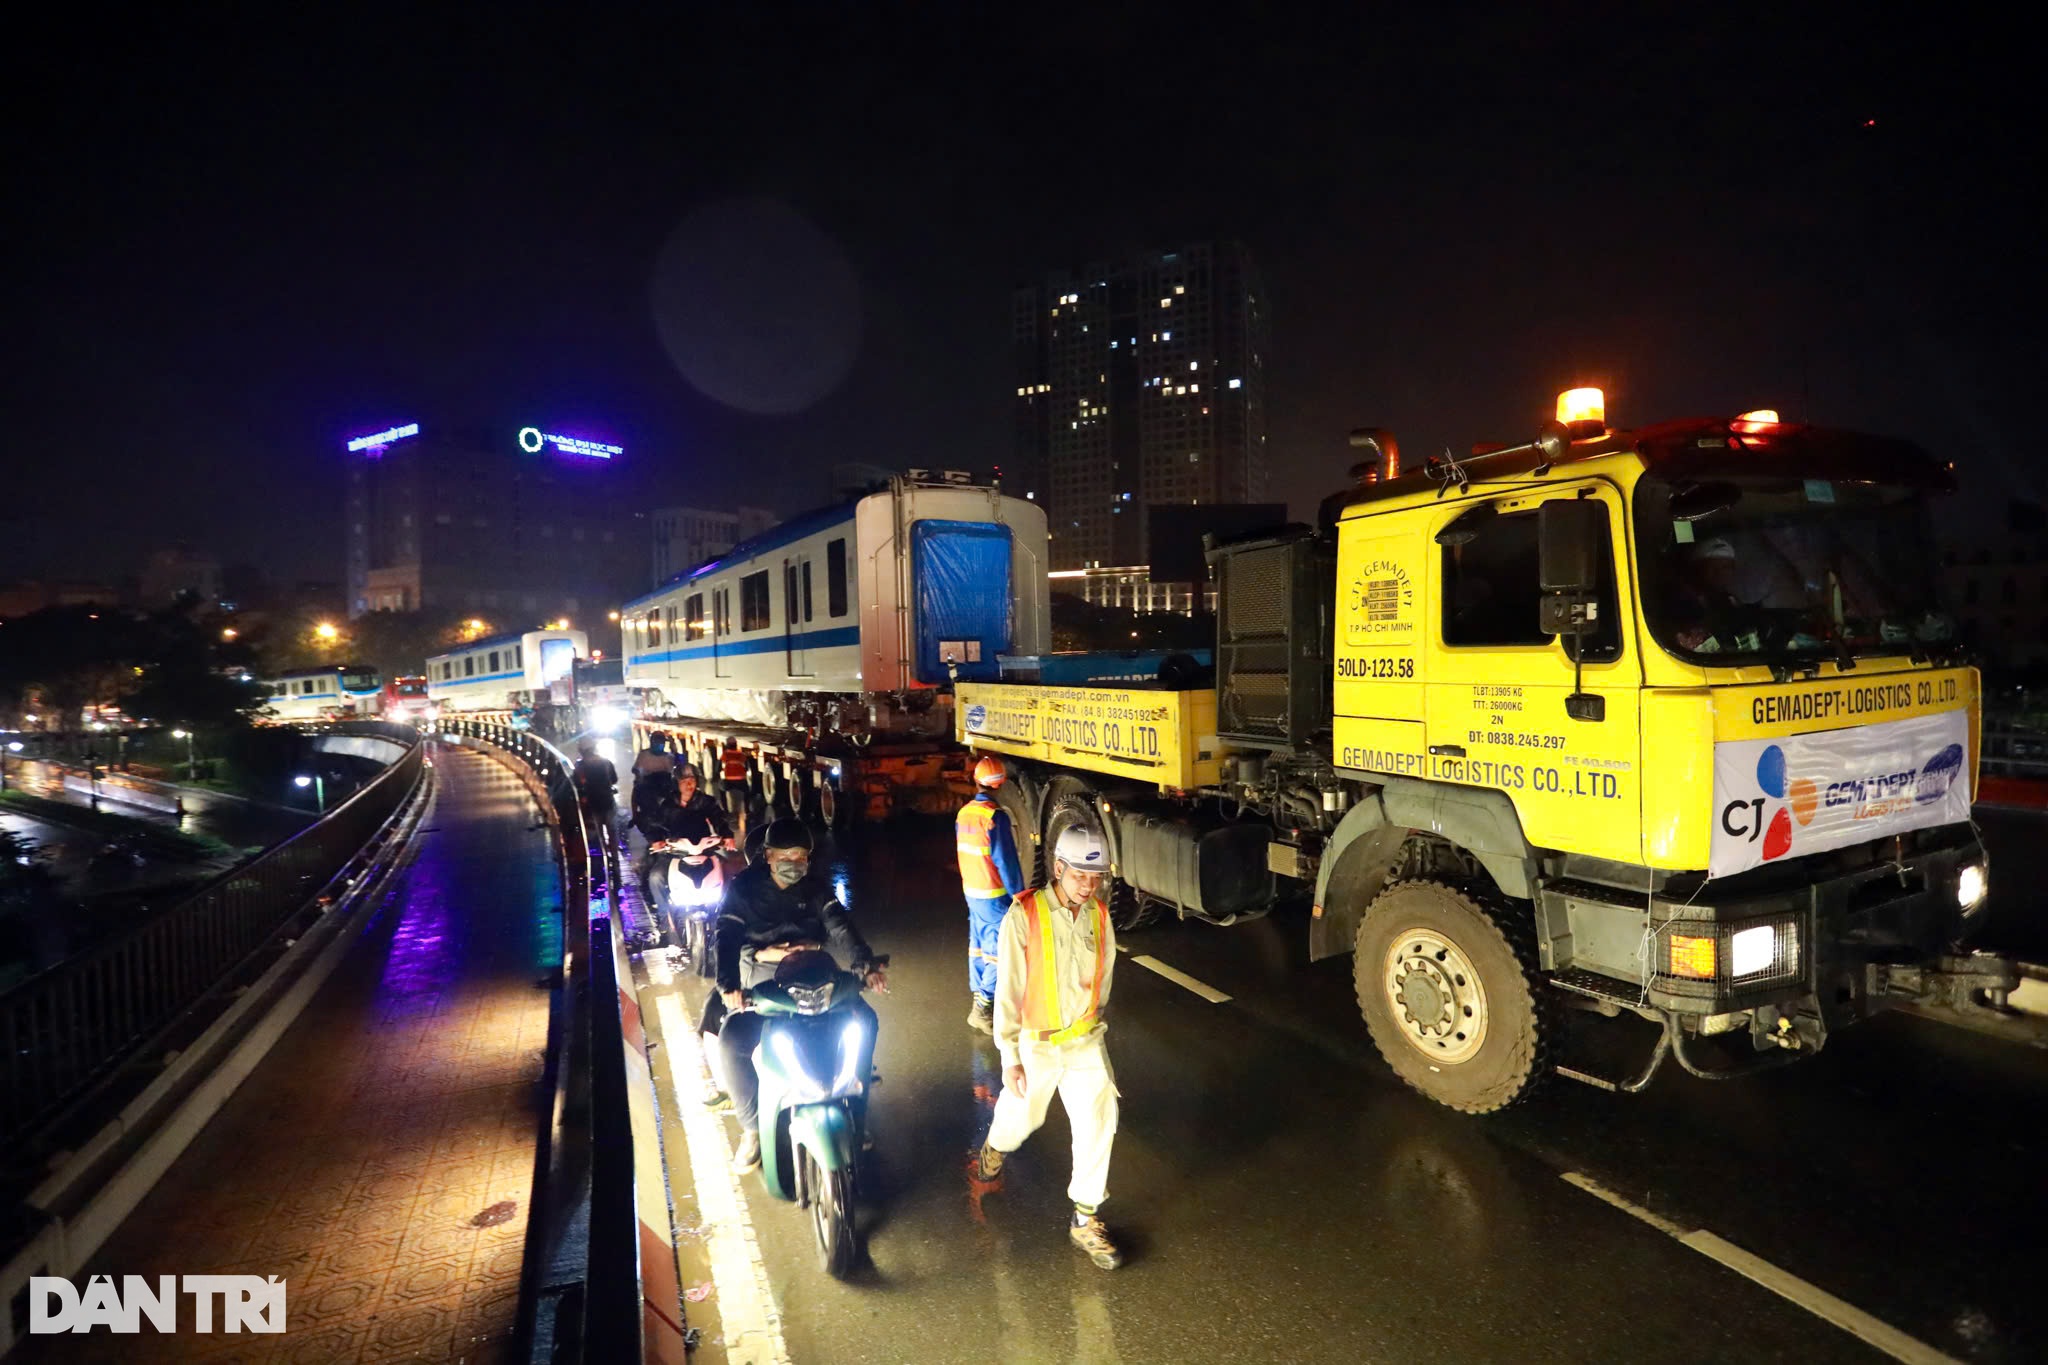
32 747 562 1363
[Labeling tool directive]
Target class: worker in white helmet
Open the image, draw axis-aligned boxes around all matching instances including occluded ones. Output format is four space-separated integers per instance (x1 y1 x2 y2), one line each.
972 823 1124 1270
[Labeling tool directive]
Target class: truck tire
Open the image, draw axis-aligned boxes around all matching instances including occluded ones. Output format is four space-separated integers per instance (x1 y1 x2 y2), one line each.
1353 879 1552 1114
1043 786 1150 932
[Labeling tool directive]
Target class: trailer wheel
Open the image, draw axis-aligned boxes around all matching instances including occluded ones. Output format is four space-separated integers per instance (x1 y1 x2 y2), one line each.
1354 880 1552 1114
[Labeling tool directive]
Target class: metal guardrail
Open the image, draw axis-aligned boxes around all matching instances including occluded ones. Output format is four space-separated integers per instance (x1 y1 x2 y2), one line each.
0 723 426 1153
436 719 652 1365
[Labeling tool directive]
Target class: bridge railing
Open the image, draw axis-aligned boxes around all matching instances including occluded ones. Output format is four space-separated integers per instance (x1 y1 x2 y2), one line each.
0 723 426 1157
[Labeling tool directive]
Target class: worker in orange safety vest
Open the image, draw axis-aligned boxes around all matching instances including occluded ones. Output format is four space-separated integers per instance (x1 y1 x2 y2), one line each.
972 824 1123 1270
957 754 1026 1034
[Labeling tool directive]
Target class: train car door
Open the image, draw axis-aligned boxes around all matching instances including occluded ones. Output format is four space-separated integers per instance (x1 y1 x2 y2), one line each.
713 586 732 678
785 553 816 677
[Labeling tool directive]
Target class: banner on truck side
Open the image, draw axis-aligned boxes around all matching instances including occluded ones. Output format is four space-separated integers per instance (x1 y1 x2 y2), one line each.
1710 709 1969 878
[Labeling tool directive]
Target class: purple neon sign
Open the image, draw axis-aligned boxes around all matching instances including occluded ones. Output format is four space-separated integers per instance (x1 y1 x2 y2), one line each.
345 422 420 452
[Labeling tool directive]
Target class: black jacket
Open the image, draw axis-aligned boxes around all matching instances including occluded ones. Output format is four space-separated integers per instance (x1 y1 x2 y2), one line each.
715 860 873 992
573 756 618 812
647 792 732 844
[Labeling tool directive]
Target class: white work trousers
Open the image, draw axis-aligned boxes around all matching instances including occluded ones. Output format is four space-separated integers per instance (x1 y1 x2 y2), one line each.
986 1034 1119 1209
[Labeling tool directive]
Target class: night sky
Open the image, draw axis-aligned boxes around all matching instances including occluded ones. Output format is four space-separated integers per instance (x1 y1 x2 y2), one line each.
8 10 2036 588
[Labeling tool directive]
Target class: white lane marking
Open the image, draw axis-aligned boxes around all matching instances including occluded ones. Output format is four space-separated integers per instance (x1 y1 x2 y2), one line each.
645 955 792 1365
1130 954 1233 1003
1562 1172 1958 1365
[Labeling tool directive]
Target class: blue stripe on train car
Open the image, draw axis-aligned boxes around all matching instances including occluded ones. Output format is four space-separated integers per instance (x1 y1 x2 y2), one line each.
633 625 861 667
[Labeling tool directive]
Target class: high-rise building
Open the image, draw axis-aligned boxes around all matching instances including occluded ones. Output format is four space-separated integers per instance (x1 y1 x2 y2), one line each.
650 504 778 588
343 421 643 623
1012 242 1269 571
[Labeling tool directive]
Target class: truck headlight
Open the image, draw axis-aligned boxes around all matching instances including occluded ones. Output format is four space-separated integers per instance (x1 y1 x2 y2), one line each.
1957 863 1989 913
1730 925 1776 979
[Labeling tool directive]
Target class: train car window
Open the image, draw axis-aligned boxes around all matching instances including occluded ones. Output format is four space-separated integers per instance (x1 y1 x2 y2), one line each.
784 564 798 627
742 572 771 631
828 538 848 617
803 562 814 622
464 657 475 677
512 646 522 668
488 651 500 672
686 593 705 640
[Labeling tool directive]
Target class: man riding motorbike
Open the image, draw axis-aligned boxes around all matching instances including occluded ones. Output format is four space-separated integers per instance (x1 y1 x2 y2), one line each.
715 818 887 1173
638 762 732 911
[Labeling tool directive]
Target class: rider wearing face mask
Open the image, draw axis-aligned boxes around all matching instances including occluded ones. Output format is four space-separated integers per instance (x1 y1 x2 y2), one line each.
714 819 887 1173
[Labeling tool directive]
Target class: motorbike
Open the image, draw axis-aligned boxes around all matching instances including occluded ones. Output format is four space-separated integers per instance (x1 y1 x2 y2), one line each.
651 832 727 976
743 945 887 1276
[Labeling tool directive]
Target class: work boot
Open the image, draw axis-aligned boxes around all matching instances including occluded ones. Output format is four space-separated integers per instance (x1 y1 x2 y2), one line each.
733 1130 762 1173
1069 1210 1122 1270
702 1088 732 1113
972 1142 1006 1183
967 997 994 1033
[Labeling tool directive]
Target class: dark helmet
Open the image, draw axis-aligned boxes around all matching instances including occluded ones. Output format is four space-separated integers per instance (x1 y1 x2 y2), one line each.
762 818 814 853
676 762 702 783
649 731 670 752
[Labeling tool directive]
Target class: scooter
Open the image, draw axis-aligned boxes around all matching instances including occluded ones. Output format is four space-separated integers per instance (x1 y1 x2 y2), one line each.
652 832 727 976
744 945 887 1276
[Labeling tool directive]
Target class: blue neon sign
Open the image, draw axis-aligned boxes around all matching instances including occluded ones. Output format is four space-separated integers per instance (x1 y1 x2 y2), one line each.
518 426 622 459
345 422 420 452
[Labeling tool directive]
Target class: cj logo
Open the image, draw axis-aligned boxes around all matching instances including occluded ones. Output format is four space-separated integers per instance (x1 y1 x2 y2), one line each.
965 705 988 732
1720 744 1815 861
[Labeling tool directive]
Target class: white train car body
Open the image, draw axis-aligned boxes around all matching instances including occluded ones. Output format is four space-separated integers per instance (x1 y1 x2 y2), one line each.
264 665 383 722
621 480 1048 737
426 629 588 714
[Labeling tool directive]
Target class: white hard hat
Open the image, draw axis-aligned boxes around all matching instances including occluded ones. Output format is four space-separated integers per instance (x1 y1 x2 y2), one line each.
1053 825 1107 870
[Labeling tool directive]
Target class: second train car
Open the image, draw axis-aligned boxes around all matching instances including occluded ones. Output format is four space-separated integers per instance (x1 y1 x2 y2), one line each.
426 629 588 715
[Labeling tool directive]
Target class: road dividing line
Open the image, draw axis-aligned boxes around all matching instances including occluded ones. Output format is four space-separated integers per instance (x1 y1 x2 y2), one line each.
1561 1172 1958 1365
1130 954 1233 1003
645 955 792 1365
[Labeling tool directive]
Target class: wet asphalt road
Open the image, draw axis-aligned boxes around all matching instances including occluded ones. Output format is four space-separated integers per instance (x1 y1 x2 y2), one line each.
646 810 2048 1365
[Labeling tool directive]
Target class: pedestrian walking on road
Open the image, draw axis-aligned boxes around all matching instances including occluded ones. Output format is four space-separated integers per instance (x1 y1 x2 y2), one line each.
974 825 1124 1269
572 736 621 876
958 755 1026 1033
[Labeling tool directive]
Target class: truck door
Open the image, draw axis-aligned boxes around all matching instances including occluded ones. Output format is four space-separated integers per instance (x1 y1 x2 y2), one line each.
1422 482 1644 865
785 553 815 677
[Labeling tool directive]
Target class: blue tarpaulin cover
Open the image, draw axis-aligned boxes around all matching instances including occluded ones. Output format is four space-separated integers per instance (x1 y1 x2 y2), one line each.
912 519 1013 683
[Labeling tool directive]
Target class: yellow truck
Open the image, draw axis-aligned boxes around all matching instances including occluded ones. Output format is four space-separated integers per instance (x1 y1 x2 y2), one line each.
961 389 2031 1113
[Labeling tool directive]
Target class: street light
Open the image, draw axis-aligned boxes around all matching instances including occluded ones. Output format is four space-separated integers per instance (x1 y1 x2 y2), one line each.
221 627 238 641
314 622 339 642
1 740 22 792
171 729 196 781
294 773 326 814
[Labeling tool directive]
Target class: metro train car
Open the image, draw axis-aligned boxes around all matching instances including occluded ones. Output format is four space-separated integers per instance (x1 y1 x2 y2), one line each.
620 478 1049 739
263 664 383 721
425 629 588 714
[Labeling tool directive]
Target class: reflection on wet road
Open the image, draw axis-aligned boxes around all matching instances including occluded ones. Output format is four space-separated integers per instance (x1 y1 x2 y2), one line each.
640 812 2047 1365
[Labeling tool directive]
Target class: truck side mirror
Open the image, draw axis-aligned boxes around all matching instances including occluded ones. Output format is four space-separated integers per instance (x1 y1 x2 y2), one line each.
1537 499 1608 722
1539 499 1603 596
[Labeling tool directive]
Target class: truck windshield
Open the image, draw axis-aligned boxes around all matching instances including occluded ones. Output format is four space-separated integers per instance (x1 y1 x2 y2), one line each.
1635 474 1956 666
342 671 379 692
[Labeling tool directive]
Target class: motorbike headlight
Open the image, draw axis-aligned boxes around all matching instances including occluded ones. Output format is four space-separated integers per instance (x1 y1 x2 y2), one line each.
771 1030 829 1102
1957 862 1989 914
788 980 837 1015
834 1017 867 1096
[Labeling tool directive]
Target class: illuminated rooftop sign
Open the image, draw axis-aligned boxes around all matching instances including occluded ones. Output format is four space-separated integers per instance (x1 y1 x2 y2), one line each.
518 426 621 460
346 422 421 452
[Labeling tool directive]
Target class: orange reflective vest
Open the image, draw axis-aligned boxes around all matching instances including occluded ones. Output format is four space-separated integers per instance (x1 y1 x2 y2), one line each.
956 798 1007 897
1018 886 1108 1043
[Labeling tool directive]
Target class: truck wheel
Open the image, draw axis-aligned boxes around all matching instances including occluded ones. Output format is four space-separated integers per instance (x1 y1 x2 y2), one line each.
1354 880 1552 1114
1044 790 1152 932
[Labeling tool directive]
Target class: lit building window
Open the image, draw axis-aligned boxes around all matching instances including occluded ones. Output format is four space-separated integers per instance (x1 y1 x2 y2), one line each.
1189 360 1199 370
1162 330 1171 340
1160 298 1171 308
1174 285 1186 295
1228 378 1243 389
